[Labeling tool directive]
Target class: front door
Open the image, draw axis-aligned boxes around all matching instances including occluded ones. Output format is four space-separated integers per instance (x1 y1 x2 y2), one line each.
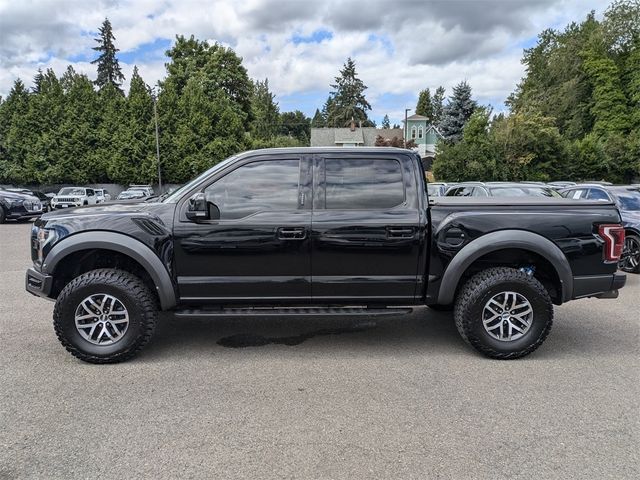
311 153 422 303
173 154 312 304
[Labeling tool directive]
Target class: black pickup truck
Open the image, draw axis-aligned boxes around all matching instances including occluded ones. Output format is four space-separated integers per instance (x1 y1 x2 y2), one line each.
25 147 627 363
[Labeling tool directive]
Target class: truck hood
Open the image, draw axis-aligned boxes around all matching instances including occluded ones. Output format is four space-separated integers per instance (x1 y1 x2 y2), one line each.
39 201 173 222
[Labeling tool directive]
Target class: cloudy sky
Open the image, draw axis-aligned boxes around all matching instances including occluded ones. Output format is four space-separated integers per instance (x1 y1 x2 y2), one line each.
0 0 610 124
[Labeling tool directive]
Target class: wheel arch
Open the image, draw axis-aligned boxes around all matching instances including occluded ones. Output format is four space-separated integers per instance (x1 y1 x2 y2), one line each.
437 230 573 305
42 231 176 310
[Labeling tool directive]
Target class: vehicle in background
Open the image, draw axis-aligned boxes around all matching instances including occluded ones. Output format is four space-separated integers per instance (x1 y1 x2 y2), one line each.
445 182 561 198
128 185 154 197
116 189 149 200
548 181 577 190
559 185 640 273
5 188 52 212
0 188 43 223
51 187 99 209
426 182 450 197
94 189 111 203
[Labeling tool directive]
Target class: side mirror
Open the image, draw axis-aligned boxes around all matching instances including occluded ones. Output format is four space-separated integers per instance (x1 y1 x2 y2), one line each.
186 193 209 221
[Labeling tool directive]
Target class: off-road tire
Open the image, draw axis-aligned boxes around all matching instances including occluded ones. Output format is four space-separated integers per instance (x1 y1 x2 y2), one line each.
454 267 553 359
53 269 158 364
0 207 6 224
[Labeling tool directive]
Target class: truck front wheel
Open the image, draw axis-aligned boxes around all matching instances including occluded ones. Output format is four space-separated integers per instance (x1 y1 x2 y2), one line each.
53 269 158 363
454 267 553 359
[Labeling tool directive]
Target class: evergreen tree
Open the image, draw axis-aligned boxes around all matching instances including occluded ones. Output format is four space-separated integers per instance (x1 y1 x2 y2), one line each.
23 69 65 183
107 66 156 184
439 81 477 142
432 86 446 125
434 109 497 181
326 58 373 127
381 114 391 129
54 66 101 183
415 88 434 121
392 123 401 129
0 80 30 183
164 35 252 120
92 18 125 92
279 110 310 142
311 108 325 127
250 79 280 140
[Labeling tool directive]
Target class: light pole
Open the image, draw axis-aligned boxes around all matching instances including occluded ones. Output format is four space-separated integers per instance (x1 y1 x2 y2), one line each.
151 87 162 193
404 108 411 148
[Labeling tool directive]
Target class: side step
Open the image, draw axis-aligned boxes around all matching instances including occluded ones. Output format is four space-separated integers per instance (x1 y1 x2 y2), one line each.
174 306 413 318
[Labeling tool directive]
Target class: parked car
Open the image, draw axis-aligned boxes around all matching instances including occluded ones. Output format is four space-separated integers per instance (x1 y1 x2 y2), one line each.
426 182 451 197
0 188 43 223
559 184 640 273
93 189 111 203
116 189 148 200
446 182 561 198
548 181 577 190
26 147 626 363
5 188 52 212
51 187 99 209
129 185 154 196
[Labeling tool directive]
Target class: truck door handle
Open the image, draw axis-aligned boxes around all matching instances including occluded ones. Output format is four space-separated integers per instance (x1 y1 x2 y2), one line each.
386 227 416 238
277 227 307 240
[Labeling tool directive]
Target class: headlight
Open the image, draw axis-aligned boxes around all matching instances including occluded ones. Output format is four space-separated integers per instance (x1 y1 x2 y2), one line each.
10 199 23 207
73 197 80 203
36 227 57 263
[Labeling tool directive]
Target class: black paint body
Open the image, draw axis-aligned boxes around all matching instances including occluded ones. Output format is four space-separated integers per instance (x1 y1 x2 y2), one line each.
27 147 625 309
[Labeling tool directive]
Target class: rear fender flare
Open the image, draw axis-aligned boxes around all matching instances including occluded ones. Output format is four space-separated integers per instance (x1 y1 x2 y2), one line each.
437 230 573 305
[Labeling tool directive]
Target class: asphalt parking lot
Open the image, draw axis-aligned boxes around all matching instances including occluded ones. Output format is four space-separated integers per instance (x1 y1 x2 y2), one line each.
1 221 638 479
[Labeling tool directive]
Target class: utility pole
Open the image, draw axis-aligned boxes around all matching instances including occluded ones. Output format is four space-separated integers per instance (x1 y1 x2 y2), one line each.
404 108 411 148
152 88 162 192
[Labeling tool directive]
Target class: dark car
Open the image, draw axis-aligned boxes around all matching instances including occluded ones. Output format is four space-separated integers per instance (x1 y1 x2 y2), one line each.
12 190 53 212
446 182 561 198
26 147 626 363
0 188 43 223
560 185 640 273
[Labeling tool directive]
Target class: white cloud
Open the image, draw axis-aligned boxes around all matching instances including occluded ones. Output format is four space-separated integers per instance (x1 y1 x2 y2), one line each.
0 0 612 122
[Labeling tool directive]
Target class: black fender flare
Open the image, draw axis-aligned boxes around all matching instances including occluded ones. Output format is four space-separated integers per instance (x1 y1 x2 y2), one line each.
437 230 573 305
42 231 177 310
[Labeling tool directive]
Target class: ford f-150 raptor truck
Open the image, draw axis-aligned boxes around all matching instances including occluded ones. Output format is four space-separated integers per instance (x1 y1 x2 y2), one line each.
25 148 627 363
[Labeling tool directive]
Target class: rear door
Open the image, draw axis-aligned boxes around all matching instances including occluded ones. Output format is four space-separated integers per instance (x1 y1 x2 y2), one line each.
310 153 422 303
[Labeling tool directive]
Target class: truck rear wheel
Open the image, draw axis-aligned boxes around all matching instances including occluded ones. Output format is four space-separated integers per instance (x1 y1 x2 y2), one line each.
53 269 158 364
454 267 553 359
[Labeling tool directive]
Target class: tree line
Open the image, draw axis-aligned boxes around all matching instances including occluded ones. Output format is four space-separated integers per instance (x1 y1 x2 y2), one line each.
0 19 312 186
434 0 640 183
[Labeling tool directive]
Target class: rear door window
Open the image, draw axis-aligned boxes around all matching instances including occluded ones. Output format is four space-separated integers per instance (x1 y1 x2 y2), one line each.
324 158 404 209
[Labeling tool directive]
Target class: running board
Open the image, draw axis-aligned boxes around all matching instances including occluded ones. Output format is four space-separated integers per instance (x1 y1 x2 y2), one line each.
174 306 413 318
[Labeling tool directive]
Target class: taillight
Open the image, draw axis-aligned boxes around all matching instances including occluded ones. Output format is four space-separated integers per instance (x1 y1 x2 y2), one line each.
598 224 625 262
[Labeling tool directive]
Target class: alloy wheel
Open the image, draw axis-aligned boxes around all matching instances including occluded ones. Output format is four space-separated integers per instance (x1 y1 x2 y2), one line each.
482 291 533 342
74 294 130 345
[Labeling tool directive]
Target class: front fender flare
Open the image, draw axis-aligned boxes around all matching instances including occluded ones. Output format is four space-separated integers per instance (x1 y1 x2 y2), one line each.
437 230 573 305
42 231 176 310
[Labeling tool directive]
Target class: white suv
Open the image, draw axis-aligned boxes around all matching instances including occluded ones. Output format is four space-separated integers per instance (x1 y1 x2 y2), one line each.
94 189 111 203
51 187 99 209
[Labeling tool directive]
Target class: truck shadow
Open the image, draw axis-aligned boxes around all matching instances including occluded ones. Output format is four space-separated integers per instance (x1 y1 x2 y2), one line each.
141 307 464 360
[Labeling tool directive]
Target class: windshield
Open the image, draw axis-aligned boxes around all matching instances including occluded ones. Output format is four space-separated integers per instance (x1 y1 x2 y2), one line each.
163 155 240 203
614 190 640 211
58 188 85 196
490 186 560 198
427 184 443 196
